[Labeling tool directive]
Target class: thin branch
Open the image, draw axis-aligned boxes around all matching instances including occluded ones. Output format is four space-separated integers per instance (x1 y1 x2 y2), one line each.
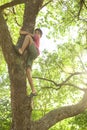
79 18 87 22
64 83 87 91
40 0 53 10
60 72 86 86
12 7 21 26
41 83 87 91
83 0 87 9
41 86 61 90
33 76 58 86
78 0 84 19
78 55 87 71
33 71 87 87
0 0 25 11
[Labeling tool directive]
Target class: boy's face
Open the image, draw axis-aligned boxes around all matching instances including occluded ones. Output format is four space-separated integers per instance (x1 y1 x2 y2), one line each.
34 30 41 38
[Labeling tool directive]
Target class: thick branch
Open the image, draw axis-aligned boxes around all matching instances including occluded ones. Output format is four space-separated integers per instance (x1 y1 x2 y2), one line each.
22 0 44 31
0 0 25 11
36 91 87 130
0 13 16 64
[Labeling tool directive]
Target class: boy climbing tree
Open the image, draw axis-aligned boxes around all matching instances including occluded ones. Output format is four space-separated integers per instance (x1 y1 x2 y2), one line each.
16 28 43 96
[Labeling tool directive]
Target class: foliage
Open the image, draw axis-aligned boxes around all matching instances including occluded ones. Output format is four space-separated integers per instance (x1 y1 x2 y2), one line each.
0 97 11 130
0 50 11 130
71 111 87 130
32 43 83 111
0 0 87 129
37 0 87 41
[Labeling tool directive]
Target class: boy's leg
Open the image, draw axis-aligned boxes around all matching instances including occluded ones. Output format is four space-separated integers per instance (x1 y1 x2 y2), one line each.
19 35 34 54
26 67 37 95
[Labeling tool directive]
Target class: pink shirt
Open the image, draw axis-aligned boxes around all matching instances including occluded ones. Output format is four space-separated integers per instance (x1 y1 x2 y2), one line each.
34 34 40 55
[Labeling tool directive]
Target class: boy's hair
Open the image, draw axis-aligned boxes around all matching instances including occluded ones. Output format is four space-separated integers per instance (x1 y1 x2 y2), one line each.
35 28 43 37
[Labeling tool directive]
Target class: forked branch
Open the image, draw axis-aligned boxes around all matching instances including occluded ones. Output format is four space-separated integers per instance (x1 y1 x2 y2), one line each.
33 71 87 91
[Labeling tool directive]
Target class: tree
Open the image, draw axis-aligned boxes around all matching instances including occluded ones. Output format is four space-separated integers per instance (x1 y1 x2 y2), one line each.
0 0 87 130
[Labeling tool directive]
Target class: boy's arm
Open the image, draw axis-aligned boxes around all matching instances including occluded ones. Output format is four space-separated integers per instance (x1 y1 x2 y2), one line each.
20 29 34 37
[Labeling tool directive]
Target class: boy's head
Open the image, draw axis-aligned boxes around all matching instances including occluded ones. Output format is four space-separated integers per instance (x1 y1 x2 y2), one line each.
34 28 43 37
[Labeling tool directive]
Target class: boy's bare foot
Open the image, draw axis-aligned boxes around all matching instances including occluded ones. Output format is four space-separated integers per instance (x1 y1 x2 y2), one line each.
30 92 37 97
18 48 23 55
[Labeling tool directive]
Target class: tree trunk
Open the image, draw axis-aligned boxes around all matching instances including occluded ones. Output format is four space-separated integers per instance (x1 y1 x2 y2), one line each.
0 1 44 130
10 1 44 130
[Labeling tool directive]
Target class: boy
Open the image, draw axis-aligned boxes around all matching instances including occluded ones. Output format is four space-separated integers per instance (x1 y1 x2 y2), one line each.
18 28 43 96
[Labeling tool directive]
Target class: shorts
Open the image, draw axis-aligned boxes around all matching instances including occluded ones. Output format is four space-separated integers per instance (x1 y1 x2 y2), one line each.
26 43 39 68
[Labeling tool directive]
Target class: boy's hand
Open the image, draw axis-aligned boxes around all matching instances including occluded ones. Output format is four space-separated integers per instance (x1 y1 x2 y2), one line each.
20 30 29 35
